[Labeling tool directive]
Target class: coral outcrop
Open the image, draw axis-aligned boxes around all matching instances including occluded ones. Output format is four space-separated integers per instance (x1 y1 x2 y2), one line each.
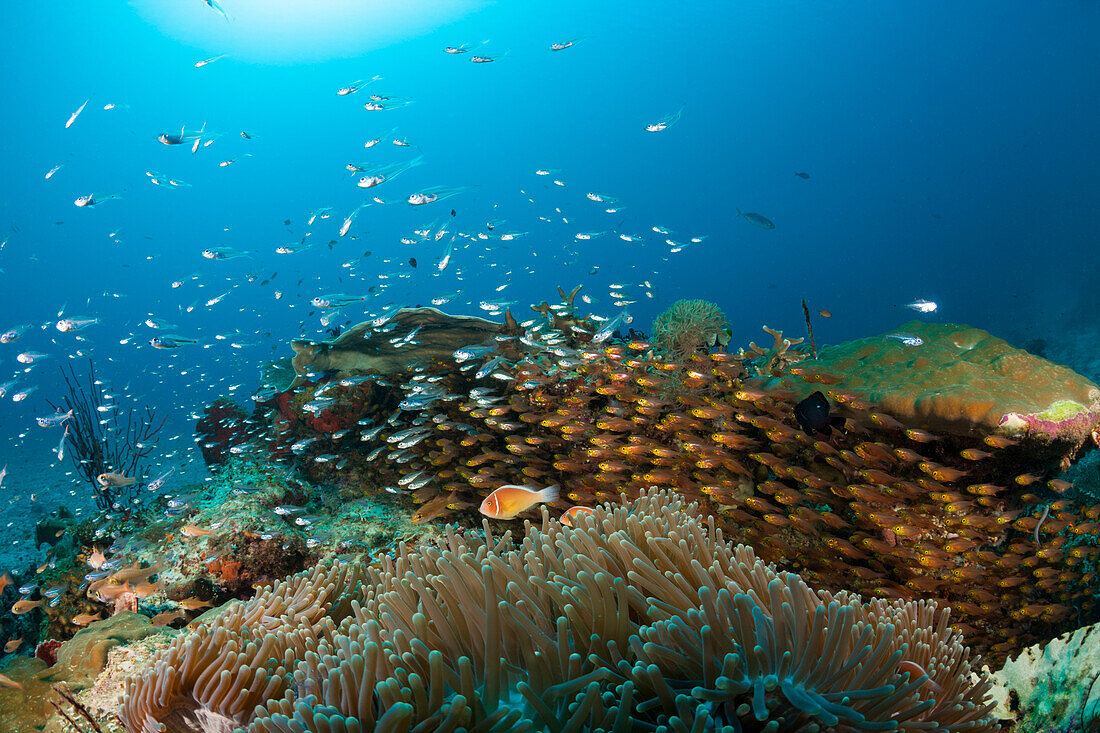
765 321 1100 445
195 398 253 467
288 307 506 387
0 612 165 733
119 489 998 732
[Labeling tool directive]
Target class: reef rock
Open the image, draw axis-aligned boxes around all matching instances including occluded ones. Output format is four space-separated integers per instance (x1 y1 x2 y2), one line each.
38 611 161 689
289 307 503 386
989 621 1100 730
0 613 164 732
768 321 1100 443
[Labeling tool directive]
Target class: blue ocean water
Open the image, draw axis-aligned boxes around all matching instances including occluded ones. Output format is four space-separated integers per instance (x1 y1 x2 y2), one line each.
0 0 1098 532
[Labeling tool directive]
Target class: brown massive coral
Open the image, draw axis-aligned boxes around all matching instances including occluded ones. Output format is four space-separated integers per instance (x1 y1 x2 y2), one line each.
119 489 997 733
764 321 1100 445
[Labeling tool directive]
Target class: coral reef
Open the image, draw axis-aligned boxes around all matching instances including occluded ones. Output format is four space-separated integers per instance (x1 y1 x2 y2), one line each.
765 321 1100 445
651 298 730 359
988 621 1100 731
260 309 1100 659
119 489 998 732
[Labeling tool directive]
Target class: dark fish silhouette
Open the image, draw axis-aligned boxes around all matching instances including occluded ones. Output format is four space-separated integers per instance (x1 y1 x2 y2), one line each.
795 172 810 179
409 257 417 268
737 209 775 229
793 391 845 436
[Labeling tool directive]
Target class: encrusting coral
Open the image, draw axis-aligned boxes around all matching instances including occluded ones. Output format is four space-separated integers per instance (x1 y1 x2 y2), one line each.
119 489 998 733
651 298 730 360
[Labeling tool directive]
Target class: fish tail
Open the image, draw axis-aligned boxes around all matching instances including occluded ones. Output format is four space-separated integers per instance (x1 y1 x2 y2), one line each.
540 484 560 504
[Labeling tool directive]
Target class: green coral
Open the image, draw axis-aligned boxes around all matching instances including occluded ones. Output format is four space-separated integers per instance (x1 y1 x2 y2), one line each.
1034 399 1087 421
651 298 730 359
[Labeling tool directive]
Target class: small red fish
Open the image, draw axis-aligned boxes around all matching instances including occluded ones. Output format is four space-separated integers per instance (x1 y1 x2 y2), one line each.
479 484 559 520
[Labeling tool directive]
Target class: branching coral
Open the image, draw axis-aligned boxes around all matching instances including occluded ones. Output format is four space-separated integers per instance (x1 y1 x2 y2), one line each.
120 489 997 733
652 298 730 360
745 325 808 376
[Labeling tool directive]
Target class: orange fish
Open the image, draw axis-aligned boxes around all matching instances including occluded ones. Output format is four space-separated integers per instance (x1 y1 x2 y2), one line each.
818 310 832 318
983 435 1018 449
559 506 597 527
0 573 11 596
11 599 43 615
479 483 559 520
180 525 215 537
4 638 22 653
177 597 213 611
152 609 188 626
71 612 104 626
0 672 23 691
904 428 939 443
412 492 460 524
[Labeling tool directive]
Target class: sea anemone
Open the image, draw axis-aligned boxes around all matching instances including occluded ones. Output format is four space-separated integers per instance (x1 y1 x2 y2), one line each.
121 488 997 732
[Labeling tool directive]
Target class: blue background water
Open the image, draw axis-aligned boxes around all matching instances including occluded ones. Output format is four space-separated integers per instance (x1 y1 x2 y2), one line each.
0 1 1098 528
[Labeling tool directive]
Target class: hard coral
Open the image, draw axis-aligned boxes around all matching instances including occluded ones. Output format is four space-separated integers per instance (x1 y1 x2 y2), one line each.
651 298 730 359
990 621 1100 731
288 306 506 387
120 489 998 733
769 321 1100 444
